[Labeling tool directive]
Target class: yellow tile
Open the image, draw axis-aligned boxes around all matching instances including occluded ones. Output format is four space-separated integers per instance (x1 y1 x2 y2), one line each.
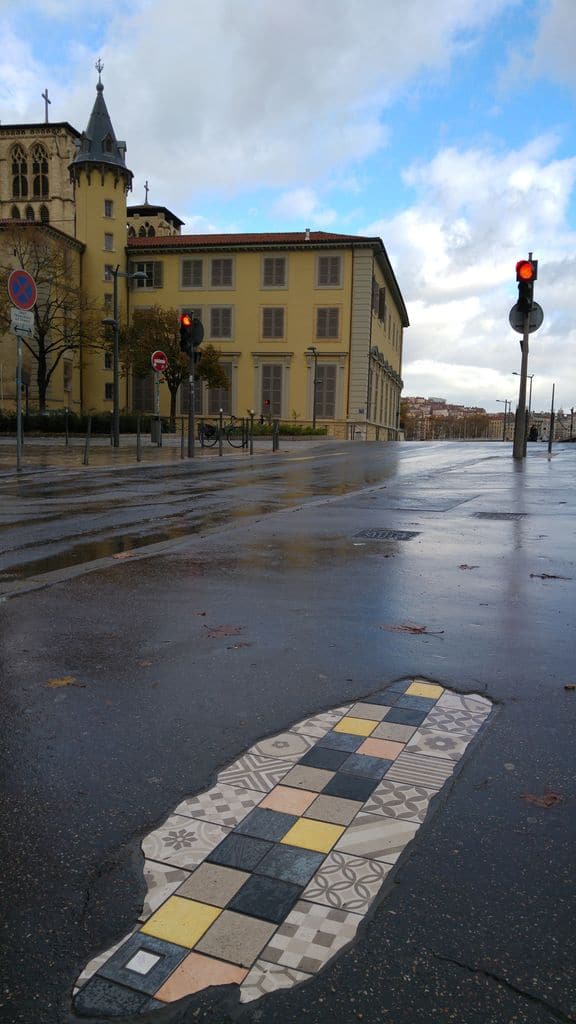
406 681 444 699
140 897 221 949
333 716 377 737
281 818 345 854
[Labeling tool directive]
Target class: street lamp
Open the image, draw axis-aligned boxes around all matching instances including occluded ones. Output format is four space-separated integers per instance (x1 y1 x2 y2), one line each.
102 265 147 447
307 345 318 429
496 399 511 441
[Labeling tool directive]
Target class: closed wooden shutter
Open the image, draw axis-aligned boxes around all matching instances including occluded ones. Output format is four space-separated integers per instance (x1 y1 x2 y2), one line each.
316 307 339 338
211 258 233 287
262 364 283 417
263 257 286 286
316 364 337 418
132 372 155 412
210 307 232 338
182 259 203 287
262 308 284 338
152 262 163 288
317 256 341 286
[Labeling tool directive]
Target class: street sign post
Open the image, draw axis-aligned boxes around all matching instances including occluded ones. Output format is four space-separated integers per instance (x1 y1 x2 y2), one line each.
150 351 167 447
10 308 34 336
509 301 543 335
151 350 168 373
8 269 37 311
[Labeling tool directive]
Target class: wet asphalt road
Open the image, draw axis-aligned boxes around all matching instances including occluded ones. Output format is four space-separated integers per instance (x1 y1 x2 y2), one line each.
0 440 575 1024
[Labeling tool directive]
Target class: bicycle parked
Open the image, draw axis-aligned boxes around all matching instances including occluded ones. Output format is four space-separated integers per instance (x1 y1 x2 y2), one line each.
198 415 245 448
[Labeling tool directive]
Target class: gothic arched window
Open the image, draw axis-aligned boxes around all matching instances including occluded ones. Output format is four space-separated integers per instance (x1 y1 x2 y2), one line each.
32 144 49 197
138 225 146 237
25 205 35 221
11 205 21 219
40 204 49 223
147 225 156 237
128 226 136 237
11 145 28 198
103 134 113 154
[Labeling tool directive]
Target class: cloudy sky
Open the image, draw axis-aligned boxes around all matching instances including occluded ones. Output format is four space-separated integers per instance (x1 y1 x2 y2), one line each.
1 0 575 412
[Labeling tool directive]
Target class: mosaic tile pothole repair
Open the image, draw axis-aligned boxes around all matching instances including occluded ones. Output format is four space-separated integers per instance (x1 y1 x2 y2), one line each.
73 679 492 1016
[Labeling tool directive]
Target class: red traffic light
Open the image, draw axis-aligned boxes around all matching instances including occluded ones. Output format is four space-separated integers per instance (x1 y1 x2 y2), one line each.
180 313 192 327
516 260 536 282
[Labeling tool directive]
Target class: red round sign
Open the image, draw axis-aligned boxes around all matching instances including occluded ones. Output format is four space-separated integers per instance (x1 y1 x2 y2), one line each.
8 269 37 310
151 350 168 372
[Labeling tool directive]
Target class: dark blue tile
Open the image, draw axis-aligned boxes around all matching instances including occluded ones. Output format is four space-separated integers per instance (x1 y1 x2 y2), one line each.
255 844 324 885
74 977 150 1017
384 707 428 726
206 833 272 870
363 690 403 706
98 931 189 995
299 746 349 770
229 874 302 923
234 808 297 841
317 731 363 753
395 695 437 711
340 753 393 780
322 772 379 802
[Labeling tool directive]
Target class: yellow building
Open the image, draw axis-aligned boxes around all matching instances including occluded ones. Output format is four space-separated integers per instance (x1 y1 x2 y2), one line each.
0 74 408 439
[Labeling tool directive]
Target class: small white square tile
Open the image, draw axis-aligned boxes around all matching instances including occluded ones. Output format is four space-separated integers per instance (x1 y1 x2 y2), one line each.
125 950 161 975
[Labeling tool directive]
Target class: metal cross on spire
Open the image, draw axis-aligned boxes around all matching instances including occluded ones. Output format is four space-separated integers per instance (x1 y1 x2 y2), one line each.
95 58 104 82
144 180 150 203
42 88 51 123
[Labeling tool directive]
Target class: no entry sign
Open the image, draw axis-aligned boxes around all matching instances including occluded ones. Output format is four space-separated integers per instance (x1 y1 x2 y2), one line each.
151 350 168 372
8 269 37 310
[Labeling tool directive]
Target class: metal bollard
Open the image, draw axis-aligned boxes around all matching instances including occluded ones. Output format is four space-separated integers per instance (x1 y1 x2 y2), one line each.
249 411 254 455
136 416 142 462
180 416 185 459
110 412 113 446
219 409 223 457
65 408 69 447
83 416 92 465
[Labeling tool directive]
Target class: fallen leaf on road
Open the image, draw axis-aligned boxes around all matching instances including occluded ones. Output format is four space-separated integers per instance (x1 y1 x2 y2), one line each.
112 552 133 560
529 573 572 580
203 624 244 638
564 683 575 691
138 660 153 667
379 623 445 636
459 564 479 570
44 676 84 689
523 791 563 808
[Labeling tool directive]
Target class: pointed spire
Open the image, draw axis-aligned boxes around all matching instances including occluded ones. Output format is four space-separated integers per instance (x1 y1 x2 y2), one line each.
70 63 133 187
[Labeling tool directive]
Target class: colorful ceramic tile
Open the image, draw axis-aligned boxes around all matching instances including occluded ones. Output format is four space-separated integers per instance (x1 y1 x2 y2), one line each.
206 833 272 871
304 794 363 826
290 708 351 739
436 691 491 714
174 782 264 828
383 707 428 726
140 896 221 949
260 900 362 973
229 874 302 923
299 746 350 771
75 931 136 991
195 910 277 968
139 862 190 921
385 751 455 789
234 807 297 841
322 772 379 802
176 863 249 907
371 721 417 743
280 764 335 792
423 706 487 739
259 786 317 815
240 959 312 1004
405 728 468 762
281 819 345 854
348 702 391 721
334 811 420 863
316 731 363 752
395 695 438 711
142 815 230 871
255 844 325 886
339 752 393 780
363 779 436 823
357 738 404 760
74 977 151 1017
155 952 247 1002
333 716 377 737
97 932 189 995
250 731 317 761
302 851 391 913
218 753 292 792
406 681 444 699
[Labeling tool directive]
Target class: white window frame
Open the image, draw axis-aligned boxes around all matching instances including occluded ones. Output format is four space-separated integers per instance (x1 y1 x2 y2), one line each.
104 199 114 218
316 254 342 288
261 256 287 289
104 233 114 252
181 258 203 289
132 261 163 289
262 307 285 340
316 307 340 340
209 305 234 340
210 257 234 289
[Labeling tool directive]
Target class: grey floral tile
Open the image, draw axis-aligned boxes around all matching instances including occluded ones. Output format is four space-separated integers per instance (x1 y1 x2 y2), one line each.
385 751 456 789
302 851 391 913
405 728 469 762
260 900 362 973
363 780 435 823
240 959 312 1004
218 754 292 792
423 706 488 739
142 814 230 870
139 862 191 920
436 691 491 714
251 731 316 761
174 782 264 828
334 811 420 863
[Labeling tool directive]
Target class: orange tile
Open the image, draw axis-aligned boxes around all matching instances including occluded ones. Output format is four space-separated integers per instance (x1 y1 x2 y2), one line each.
259 785 317 815
357 737 404 760
155 952 247 1002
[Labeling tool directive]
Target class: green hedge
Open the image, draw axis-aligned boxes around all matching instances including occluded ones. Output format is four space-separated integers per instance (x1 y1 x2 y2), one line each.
0 410 175 435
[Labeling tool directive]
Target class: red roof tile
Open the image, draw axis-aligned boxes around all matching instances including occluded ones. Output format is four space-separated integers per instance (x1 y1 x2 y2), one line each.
126 230 376 249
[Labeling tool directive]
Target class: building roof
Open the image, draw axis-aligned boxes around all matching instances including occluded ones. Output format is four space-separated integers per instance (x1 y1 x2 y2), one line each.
127 230 409 325
0 121 82 139
127 204 185 227
70 79 132 181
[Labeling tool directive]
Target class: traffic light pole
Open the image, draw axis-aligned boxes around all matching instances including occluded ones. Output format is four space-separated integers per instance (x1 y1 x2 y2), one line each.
187 355 195 458
513 318 530 460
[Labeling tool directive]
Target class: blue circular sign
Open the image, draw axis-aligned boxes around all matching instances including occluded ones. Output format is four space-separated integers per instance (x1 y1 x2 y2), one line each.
8 269 37 310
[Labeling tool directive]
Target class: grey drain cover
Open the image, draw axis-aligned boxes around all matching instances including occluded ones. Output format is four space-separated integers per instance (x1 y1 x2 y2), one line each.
354 528 420 540
473 512 527 520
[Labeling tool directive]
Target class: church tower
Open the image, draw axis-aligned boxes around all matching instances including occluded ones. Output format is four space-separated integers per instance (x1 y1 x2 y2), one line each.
70 63 133 412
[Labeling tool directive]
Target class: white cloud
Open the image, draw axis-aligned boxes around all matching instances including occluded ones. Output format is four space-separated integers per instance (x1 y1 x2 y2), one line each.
272 188 337 226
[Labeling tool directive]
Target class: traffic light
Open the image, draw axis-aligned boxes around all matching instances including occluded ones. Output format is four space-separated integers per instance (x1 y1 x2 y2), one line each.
516 260 538 315
179 313 192 353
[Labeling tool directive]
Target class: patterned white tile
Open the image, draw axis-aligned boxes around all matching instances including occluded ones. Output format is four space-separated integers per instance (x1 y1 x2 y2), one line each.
302 851 391 913
334 811 420 864
363 780 435 823
218 754 292 792
405 728 469 762
260 900 362 973
250 731 317 761
240 960 312 1003
174 782 263 828
139 861 190 920
141 814 230 870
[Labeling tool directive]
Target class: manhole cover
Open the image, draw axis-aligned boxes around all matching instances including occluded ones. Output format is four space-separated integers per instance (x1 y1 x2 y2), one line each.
354 528 420 540
473 512 528 521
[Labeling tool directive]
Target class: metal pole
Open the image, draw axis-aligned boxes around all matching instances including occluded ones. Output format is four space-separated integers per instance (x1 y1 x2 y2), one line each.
570 406 574 440
65 406 69 447
548 384 555 455
513 314 530 460
187 354 195 458
218 408 223 457
16 334 22 471
155 371 162 446
249 411 254 454
83 415 92 465
180 416 185 459
112 266 120 448
136 415 141 462
312 352 318 430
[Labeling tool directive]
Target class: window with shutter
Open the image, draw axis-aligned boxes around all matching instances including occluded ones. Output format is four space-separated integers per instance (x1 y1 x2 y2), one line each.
210 307 233 339
208 363 232 415
132 261 163 288
132 372 155 412
261 364 283 417
317 255 342 287
378 287 386 322
262 308 284 339
181 259 203 288
262 257 286 287
315 364 337 418
211 258 233 287
316 307 339 339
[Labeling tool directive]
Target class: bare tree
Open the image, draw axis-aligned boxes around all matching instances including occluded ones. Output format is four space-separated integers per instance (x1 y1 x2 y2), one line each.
0 224 103 411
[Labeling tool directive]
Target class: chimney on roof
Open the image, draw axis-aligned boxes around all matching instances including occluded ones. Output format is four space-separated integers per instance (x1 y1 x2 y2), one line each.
305 227 310 241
